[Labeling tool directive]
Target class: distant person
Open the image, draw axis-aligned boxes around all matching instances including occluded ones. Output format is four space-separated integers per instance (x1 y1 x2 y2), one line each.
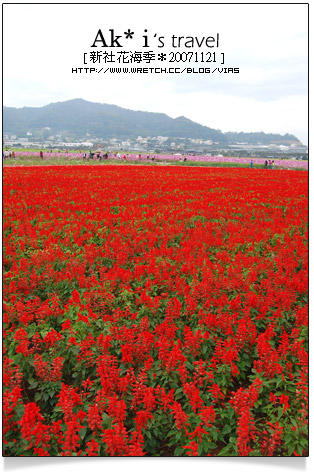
250 159 253 168
40 151 43 159
272 160 275 168
269 161 273 169
264 160 268 168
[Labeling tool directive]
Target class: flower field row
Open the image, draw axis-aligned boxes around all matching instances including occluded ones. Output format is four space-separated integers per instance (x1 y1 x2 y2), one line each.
4 150 308 169
3 165 308 456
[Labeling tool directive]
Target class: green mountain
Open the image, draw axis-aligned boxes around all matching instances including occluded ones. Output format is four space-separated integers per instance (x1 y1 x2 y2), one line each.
3 98 302 145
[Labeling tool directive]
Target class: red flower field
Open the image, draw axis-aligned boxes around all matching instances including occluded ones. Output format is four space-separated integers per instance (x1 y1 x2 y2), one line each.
3 165 308 456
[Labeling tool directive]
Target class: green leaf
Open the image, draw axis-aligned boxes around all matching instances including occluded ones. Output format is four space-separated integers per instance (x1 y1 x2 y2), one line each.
287 444 295 456
218 444 235 456
291 418 298 428
221 424 232 435
79 428 87 440
285 434 293 444
174 446 184 456
300 437 308 448
102 413 110 422
35 392 41 402
15 404 25 419
42 392 49 402
276 378 282 388
85 433 94 443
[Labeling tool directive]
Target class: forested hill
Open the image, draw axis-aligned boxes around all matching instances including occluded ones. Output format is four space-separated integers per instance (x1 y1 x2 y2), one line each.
3 99 302 145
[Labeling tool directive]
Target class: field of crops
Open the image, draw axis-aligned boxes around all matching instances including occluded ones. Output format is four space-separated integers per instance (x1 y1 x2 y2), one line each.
3 151 308 169
3 165 308 456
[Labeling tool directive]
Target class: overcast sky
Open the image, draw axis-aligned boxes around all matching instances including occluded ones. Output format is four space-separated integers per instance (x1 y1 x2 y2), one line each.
3 2 308 144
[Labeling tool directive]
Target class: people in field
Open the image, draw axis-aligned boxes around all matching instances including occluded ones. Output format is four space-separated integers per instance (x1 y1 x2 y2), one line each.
250 160 253 168
264 160 268 168
40 151 43 159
